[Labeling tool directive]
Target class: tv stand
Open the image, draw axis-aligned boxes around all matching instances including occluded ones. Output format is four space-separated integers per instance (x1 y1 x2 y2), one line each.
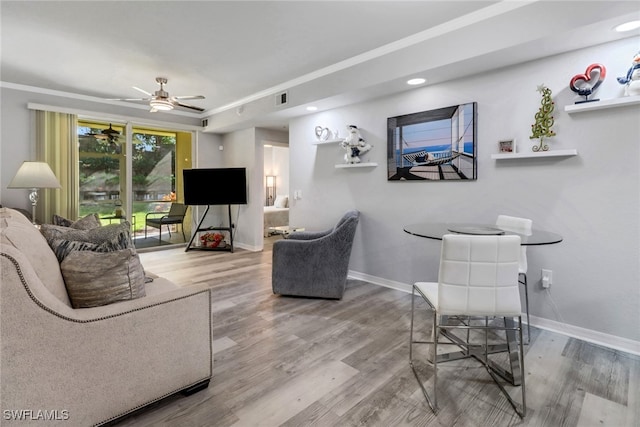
186 205 235 252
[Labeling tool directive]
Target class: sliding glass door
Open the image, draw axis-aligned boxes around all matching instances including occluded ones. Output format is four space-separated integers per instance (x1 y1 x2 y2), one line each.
78 121 128 221
77 120 192 239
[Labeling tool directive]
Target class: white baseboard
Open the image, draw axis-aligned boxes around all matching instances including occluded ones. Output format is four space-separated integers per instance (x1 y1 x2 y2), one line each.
348 270 412 293
348 270 640 356
527 315 640 356
234 242 262 252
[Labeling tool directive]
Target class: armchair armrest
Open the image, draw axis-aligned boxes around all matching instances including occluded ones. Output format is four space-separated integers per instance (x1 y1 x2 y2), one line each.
286 229 332 240
145 211 170 221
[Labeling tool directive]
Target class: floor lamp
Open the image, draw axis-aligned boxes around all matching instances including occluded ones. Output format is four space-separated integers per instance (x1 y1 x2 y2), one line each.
265 175 276 206
8 161 61 225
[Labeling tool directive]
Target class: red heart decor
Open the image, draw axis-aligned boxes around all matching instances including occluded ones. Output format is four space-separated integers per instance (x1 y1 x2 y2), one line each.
570 63 606 96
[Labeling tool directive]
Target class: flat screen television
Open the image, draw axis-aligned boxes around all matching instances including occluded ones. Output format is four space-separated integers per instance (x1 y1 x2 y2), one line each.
183 168 247 205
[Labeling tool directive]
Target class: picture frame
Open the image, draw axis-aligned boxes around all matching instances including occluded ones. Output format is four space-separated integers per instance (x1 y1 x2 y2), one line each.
387 102 477 181
499 139 516 153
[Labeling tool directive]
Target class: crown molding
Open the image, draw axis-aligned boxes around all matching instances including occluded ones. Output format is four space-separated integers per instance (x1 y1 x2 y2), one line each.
1 81 204 119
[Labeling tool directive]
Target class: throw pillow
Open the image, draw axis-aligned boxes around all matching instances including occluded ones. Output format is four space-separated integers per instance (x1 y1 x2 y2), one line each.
60 249 146 308
52 213 101 230
41 222 133 262
274 195 289 208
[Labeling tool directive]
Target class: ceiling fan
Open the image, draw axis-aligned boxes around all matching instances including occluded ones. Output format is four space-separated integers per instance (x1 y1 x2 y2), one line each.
80 123 123 154
109 77 205 112
84 123 123 142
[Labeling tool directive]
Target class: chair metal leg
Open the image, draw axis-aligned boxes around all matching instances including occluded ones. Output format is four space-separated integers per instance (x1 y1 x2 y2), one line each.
409 285 416 361
410 299 526 418
484 316 527 418
520 273 530 344
432 312 438 412
409 285 439 414
518 316 527 417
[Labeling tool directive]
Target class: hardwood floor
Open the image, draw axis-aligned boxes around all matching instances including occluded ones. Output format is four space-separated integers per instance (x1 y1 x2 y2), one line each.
117 240 640 427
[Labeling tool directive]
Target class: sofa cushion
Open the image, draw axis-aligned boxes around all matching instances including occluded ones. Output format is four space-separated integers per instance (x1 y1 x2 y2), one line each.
52 213 101 230
60 249 146 308
0 208 72 306
41 222 133 262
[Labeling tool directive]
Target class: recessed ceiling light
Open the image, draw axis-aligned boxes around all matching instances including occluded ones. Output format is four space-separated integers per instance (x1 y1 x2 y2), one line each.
407 78 426 86
615 20 640 32
306 106 318 111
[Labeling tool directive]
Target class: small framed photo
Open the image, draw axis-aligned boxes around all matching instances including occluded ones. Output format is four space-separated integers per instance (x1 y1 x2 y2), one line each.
499 139 516 153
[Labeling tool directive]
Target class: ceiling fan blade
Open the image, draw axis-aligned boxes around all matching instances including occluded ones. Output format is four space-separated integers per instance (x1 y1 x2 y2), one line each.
133 86 153 96
82 134 108 140
173 101 205 112
172 95 205 100
107 97 151 101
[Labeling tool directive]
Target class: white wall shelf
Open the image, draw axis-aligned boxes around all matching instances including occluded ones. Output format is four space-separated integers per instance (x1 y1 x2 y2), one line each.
491 149 578 160
312 138 343 145
335 162 378 169
564 95 640 114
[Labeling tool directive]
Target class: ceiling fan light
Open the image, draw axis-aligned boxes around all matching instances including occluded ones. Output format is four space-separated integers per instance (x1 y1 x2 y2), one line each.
149 99 174 111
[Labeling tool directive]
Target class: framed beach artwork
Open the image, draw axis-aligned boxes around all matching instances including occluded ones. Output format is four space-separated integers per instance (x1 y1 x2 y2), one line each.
387 102 477 181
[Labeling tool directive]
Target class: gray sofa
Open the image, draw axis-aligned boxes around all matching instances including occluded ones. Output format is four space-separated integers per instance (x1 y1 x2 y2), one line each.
0 208 213 426
272 210 360 299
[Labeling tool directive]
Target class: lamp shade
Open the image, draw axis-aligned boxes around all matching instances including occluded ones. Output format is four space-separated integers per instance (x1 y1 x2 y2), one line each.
8 161 61 189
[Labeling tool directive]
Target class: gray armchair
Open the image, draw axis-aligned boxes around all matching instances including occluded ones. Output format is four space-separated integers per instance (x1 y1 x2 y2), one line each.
272 210 360 299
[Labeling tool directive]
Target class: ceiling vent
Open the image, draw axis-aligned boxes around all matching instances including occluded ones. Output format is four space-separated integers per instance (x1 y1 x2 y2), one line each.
275 91 288 106
201 119 208 127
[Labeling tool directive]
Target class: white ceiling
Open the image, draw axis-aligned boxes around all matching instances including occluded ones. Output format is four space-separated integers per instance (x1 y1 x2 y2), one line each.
1 1 639 132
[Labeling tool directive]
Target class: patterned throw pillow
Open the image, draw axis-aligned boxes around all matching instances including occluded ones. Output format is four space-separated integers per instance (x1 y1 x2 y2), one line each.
41 222 134 262
52 213 101 230
60 249 146 308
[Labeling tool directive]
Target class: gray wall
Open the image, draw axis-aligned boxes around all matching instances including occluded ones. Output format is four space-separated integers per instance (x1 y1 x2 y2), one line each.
288 37 640 344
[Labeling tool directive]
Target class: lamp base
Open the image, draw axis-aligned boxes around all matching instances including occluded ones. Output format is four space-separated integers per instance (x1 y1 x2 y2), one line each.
28 188 39 225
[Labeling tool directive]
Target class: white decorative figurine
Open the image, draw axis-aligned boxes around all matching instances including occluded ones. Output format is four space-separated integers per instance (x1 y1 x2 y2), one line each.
617 51 640 96
340 125 372 164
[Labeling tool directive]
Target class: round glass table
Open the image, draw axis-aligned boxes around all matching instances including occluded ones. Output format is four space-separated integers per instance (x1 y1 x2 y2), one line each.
403 222 562 245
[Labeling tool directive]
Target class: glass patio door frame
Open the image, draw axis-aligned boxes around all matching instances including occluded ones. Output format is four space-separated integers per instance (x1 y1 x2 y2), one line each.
78 118 193 235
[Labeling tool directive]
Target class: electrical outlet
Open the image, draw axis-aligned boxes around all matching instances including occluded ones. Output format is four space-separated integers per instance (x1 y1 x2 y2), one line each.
541 269 553 288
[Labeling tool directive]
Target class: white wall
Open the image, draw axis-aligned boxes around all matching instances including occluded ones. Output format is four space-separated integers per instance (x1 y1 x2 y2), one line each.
289 37 640 344
188 132 224 234
220 128 263 250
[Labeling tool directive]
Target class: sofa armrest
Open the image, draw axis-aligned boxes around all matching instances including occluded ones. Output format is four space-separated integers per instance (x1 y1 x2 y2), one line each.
1 245 213 427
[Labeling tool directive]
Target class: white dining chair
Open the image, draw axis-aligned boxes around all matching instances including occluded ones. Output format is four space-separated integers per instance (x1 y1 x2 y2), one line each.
409 234 526 418
496 215 533 343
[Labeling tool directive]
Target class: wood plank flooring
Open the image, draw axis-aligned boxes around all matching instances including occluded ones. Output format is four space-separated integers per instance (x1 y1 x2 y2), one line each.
115 239 640 427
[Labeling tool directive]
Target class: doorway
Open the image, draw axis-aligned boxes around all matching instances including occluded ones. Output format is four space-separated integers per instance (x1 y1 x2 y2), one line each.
263 144 289 240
